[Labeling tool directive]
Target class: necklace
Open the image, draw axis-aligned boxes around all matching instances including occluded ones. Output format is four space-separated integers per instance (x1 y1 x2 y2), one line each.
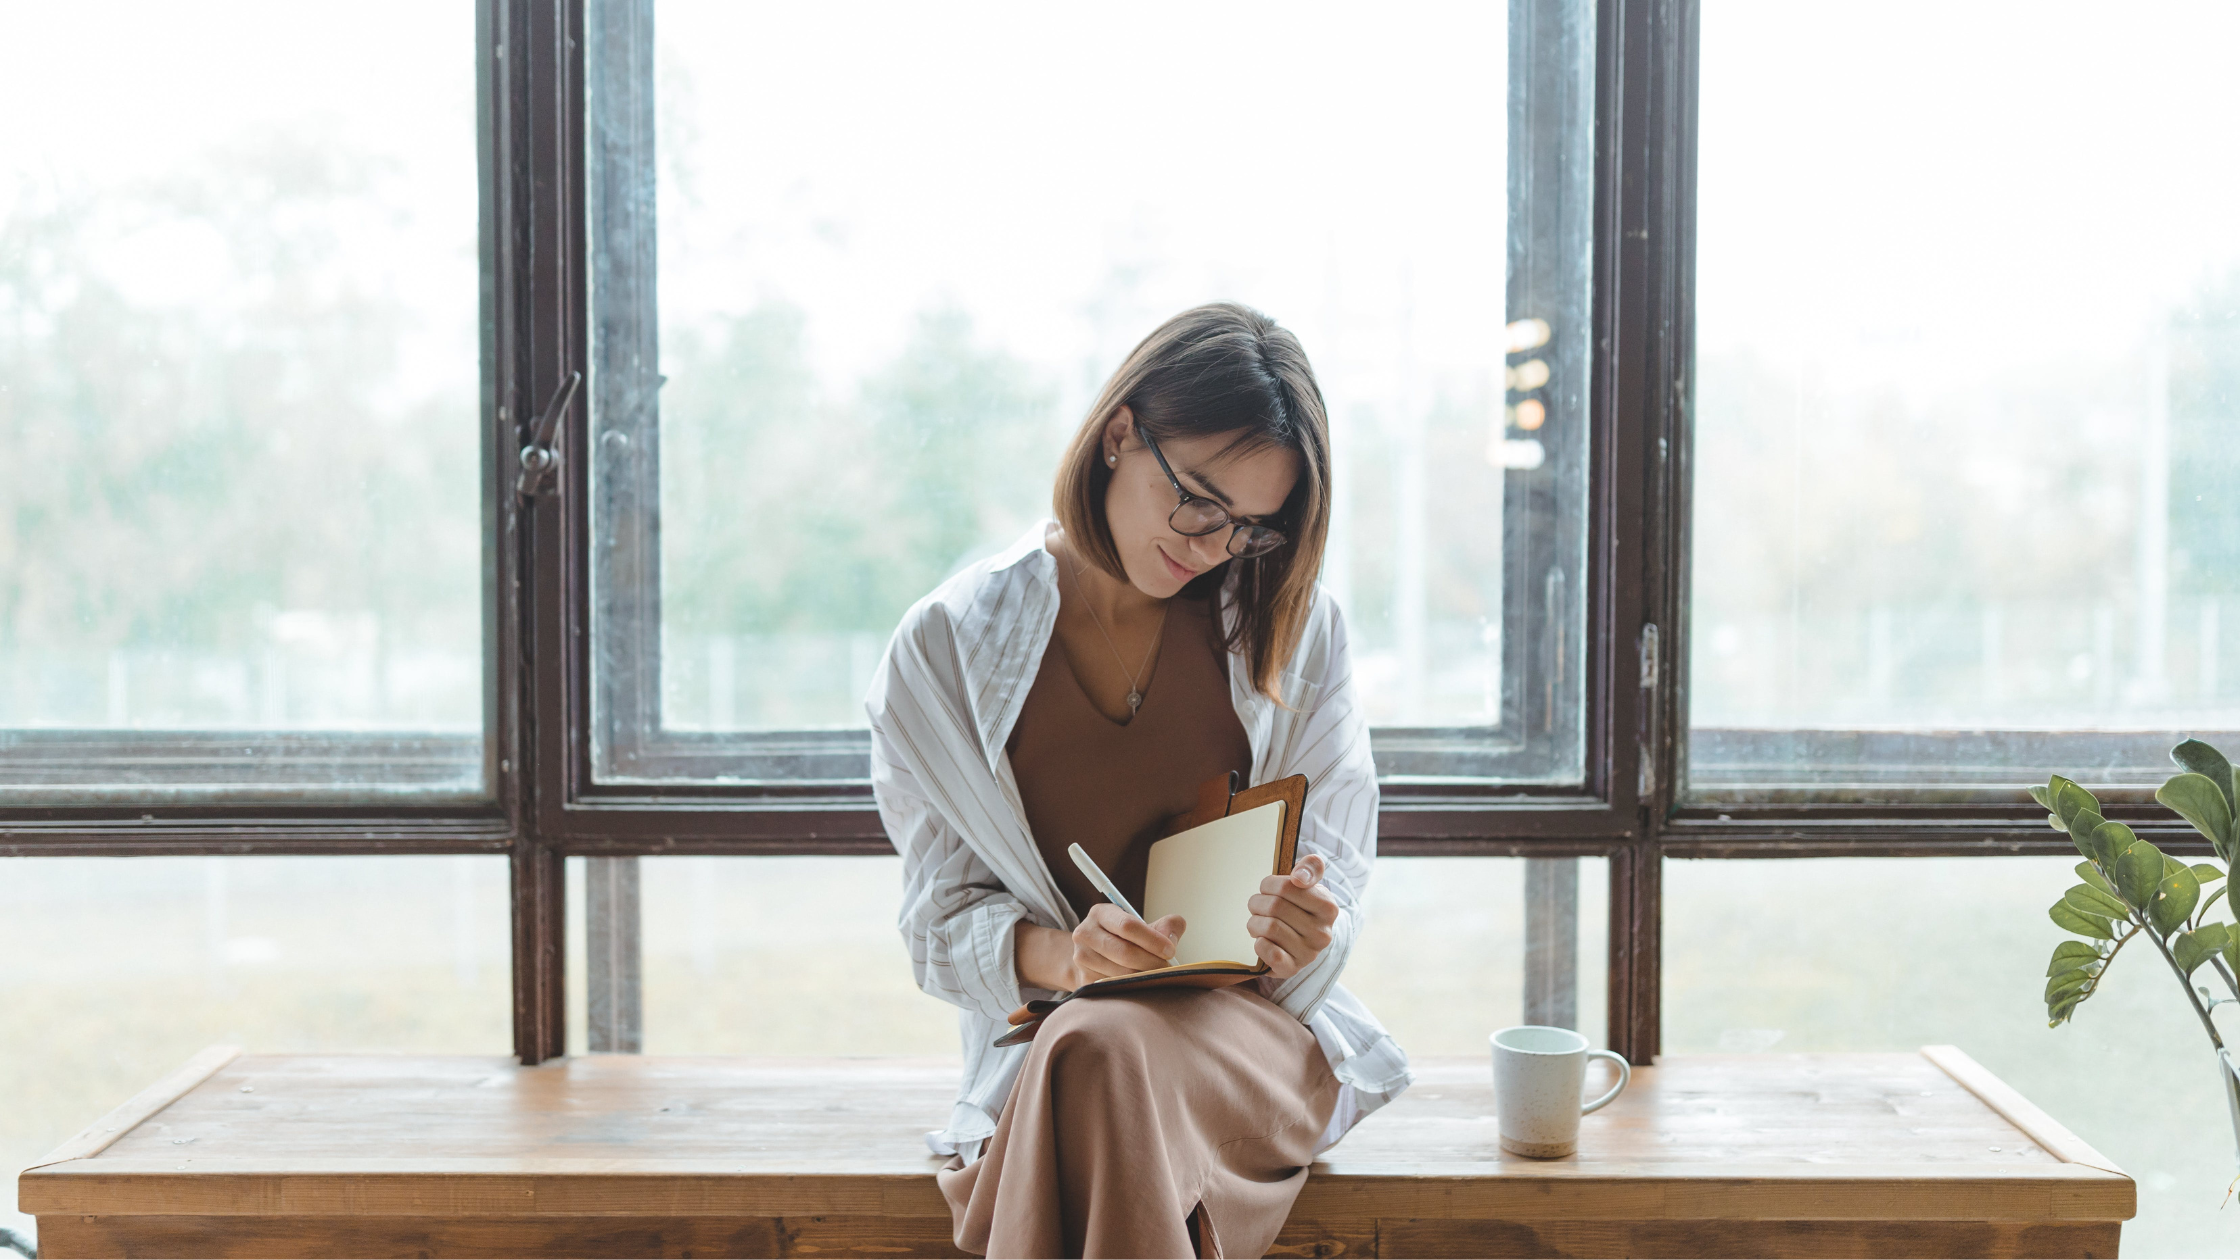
1064 539 1169 717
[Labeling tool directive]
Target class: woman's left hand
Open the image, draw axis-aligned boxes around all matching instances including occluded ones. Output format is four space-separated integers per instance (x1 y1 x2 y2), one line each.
1247 853 1339 980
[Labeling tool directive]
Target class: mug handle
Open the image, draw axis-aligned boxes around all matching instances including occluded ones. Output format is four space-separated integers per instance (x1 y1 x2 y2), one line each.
1580 1049 1631 1115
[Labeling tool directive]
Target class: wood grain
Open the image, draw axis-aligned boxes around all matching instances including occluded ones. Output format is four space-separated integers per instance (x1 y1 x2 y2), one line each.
1374 1217 2124 1259
22 1050 2134 1259
1920 1044 2124 1176
25 1045 240 1170
36 1215 784 1260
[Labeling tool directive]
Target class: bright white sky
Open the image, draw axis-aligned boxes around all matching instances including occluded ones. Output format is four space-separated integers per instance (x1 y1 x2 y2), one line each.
652 1 1511 429
1697 0 2240 387
0 0 478 408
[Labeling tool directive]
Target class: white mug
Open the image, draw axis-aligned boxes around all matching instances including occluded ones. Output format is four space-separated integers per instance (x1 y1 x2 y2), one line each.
1490 1025 1630 1158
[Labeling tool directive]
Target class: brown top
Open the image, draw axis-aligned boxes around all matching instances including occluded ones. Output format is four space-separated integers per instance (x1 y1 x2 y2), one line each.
1007 593 1253 920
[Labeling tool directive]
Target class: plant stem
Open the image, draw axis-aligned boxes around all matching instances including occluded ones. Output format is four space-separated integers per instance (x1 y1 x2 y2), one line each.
2142 915 2228 1052
2214 954 2240 1005
2068 926 2138 1012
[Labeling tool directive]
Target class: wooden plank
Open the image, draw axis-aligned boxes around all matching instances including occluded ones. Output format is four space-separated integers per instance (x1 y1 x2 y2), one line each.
67 1053 2094 1171
34 1215 782 1260
774 1215 967 1258
21 1052 2135 1230
1373 1217 2124 1259
1267 1218 1379 1258
33 1215 2124 1260
35 1214 1390 1260
31 1215 1381 1260
1920 1045 2126 1177
26 1162 2131 1222
25 1045 240 1171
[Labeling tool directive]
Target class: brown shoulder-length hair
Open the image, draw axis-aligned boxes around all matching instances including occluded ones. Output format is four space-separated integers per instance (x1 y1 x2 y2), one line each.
1054 302 1331 702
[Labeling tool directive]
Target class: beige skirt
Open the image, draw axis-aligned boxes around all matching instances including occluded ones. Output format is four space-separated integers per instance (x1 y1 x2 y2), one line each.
938 986 1339 1259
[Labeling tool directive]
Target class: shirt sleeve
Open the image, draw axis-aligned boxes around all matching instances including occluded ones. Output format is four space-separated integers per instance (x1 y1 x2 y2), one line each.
1258 594 1380 1024
868 617 1029 1025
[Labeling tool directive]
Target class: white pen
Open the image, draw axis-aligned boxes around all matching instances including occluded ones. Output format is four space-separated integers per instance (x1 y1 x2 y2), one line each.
1067 843 1146 922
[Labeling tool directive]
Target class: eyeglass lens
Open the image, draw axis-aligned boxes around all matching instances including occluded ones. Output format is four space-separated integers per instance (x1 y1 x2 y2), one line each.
1169 499 1285 558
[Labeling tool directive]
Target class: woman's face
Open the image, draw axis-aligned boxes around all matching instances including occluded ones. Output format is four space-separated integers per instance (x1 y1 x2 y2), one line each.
1098 405 1302 599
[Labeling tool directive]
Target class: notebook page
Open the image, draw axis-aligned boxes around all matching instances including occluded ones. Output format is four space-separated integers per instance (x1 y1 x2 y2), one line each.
1143 800 1286 967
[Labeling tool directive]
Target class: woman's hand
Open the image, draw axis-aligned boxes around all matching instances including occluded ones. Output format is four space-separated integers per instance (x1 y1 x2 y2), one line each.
1015 907 1185 992
1248 854 1338 979
1071 904 1185 985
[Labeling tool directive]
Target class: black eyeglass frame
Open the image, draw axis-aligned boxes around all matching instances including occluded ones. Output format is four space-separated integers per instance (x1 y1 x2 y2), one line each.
1133 424 1290 559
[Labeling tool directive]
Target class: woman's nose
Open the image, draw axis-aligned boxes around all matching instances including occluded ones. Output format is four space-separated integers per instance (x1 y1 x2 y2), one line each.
1183 531 1228 568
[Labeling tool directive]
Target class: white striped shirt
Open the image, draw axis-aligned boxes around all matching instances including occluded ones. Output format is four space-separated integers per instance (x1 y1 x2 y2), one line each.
865 522 1413 1156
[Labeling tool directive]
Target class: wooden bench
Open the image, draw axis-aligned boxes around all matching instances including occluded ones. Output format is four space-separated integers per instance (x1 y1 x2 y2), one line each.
21 1045 2132 1259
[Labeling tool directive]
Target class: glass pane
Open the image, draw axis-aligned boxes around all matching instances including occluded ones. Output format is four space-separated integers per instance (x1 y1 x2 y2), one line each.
0 2 485 801
1666 856 2226 1258
575 854 1607 1058
587 0 1592 785
0 855 510 1246
1690 2 2240 800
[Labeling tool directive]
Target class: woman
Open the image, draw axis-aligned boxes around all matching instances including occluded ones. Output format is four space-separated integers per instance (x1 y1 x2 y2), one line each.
867 303 1410 1259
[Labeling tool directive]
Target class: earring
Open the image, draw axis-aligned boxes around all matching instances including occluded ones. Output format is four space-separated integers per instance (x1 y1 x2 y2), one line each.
1107 453 1117 466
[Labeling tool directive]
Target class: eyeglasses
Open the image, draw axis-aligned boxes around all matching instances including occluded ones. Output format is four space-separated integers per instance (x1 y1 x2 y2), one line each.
1134 425 1290 559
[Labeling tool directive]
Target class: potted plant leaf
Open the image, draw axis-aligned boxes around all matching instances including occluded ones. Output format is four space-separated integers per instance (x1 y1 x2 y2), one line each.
2034 738 2240 1160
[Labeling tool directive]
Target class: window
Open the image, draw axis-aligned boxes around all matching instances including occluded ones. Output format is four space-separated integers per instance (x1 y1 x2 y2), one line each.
0 854 509 1240
54 5 2240 1242
584 0 1596 789
1688 1 2240 802
1665 856 2224 1255
0 2 488 803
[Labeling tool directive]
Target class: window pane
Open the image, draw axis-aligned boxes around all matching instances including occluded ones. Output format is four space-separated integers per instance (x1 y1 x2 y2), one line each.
587 0 1592 785
570 854 1608 1058
1690 2 2240 799
1666 856 2226 1257
0 855 510 1245
0 3 485 802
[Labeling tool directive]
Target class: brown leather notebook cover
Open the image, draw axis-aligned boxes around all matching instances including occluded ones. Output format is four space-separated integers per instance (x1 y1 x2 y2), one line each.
994 771 1306 1046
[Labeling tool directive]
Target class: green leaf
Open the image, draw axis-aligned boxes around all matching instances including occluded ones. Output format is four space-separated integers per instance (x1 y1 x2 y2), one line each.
2047 940 2101 975
2112 832 2164 908
2076 862 2118 896
2193 922 2231 952
2050 899 2116 940
2158 772 2235 857
2225 929 2240 976
2172 740 2237 813
2064 883 2130 921
2046 812 2066 831
2193 863 2226 885
2202 885 2230 919
2164 854 2189 878
2049 990 2088 1025
2175 928 2220 976
2028 783 2056 811
2046 971 2093 1002
2071 810 2112 863
2152 864 2202 936
2055 779 2099 827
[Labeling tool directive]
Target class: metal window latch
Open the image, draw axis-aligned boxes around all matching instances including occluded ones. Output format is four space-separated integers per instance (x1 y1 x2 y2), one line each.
514 370 583 506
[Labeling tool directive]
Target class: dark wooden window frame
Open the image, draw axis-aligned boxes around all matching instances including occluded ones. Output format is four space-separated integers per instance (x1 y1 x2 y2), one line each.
10 0 2193 1071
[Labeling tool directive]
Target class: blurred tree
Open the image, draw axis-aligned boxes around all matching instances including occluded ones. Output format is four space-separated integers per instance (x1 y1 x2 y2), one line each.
660 305 1057 640
0 132 479 726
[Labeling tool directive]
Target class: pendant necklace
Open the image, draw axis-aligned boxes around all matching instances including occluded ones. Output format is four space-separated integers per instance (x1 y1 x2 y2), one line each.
1066 541 1169 717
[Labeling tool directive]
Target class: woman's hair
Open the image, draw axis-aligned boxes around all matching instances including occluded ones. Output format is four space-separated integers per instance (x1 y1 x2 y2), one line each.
1054 302 1331 701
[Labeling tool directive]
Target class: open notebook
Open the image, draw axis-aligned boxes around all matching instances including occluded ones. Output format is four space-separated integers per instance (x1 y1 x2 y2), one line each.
995 772 1306 1046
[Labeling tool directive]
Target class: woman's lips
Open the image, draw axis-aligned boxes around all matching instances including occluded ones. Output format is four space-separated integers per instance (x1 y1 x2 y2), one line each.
1157 546 1197 583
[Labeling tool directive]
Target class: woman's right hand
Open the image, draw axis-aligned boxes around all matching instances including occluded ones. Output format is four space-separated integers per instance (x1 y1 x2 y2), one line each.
1070 905 1186 986
1016 909 1186 992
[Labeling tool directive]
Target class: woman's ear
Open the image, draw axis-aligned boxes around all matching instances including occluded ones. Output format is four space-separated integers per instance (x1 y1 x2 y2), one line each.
1101 405 1135 466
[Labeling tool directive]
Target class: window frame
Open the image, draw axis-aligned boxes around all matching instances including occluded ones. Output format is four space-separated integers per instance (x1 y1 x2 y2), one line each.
20 0 2197 1075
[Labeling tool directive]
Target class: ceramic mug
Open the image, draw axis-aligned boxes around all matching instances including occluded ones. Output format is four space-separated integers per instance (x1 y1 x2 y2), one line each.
1490 1025 1630 1158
